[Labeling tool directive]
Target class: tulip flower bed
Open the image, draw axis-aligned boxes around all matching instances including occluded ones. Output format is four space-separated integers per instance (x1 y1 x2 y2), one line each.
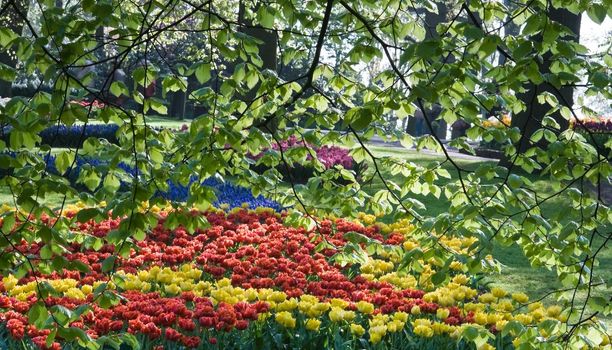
570 117 611 151
70 100 107 110
0 206 603 350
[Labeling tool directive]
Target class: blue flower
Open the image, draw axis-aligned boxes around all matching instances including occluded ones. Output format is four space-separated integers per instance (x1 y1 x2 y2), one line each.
160 177 282 211
3 151 281 211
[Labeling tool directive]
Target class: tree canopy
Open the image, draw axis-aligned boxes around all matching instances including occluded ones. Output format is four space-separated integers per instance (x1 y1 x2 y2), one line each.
0 0 610 348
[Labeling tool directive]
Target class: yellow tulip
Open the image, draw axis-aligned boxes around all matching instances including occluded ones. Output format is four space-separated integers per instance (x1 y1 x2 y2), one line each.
356 301 375 314
305 318 321 331
350 323 365 337
275 311 296 328
413 325 434 337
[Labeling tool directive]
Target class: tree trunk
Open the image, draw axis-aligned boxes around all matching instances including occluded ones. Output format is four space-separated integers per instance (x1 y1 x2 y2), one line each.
169 90 186 120
499 0 520 65
238 1 278 132
238 2 277 88
407 1 448 138
423 1 448 39
511 8 580 154
0 0 29 97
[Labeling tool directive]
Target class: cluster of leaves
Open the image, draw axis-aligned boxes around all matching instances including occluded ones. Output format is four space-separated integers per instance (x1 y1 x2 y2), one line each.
0 0 610 348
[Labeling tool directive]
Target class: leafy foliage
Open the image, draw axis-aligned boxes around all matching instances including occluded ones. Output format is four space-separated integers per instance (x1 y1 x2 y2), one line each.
0 0 610 348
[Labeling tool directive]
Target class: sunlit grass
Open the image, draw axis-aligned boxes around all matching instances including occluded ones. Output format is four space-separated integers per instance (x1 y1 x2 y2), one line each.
367 144 611 326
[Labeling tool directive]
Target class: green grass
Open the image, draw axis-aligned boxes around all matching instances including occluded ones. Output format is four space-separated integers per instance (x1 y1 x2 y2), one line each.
489 239 611 328
81 115 191 128
366 146 492 216
366 144 611 326
142 115 191 128
0 186 77 208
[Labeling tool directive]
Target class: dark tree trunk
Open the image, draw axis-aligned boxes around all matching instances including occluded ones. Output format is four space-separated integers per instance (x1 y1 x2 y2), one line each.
169 90 186 120
499 0 520 65
407 1 448 138
0 0 29 97
238 2 278 87
238 1 278 132
511 8 581 154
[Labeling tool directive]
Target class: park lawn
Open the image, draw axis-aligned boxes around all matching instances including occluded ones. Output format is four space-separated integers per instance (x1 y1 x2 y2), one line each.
78 114 190 128
367 144 611 327
0 186 77 208
142 115 191 128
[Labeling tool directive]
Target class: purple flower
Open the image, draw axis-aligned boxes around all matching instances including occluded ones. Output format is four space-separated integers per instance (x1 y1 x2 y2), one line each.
252 136 354 169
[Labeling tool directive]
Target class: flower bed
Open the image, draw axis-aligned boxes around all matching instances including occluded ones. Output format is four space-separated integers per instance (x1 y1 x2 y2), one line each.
252 136 358 183
0 152 281 211
70 100 106 109
0 207 603 349
570 117 611 151
161 178 282 211
0 124 119 148
1 123 189 149
571 116 612 133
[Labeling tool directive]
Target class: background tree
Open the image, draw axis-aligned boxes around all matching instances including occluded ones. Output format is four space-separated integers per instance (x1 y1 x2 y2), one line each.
510 5 582 153
0 0 28 97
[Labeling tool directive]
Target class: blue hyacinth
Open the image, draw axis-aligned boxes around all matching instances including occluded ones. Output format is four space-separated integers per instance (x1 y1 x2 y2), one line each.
3 152 282 211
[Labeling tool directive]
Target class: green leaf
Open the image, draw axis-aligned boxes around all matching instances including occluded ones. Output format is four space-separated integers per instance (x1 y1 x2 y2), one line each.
415 40 439 58
0 63 16 81
101 256 116 273
110 81 129 97
478 36 498 59
10 130 39 149
78 168 101 191
437 168 451 179
257 7 274 27
508 174 523 189
40 244 53 259
103 173 121 192
591 71 608 89
586 4 606 24
57 326 90 342
400 134 414 149
76 208 102 223
1 214 16 233
46 328 57 348
55 151 75 176
513 41 532 58
431 271 446 285
71 260 90 273
195 63 211 84
587 296 609 313
522 14 542 35
28 302 48 329
0 28 18 47
346 108 372 131
462 325 479 340
245 70 259 90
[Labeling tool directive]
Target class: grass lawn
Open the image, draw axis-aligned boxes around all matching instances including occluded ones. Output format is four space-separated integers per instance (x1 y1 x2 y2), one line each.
82 115 191 128
142 115 191 128
0 187 77 208
366 144 611 327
